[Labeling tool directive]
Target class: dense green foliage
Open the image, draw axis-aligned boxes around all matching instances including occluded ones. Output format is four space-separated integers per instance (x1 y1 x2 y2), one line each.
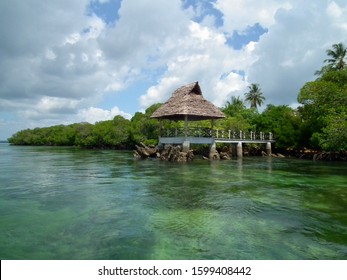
8 100 302 150
221 96 258 132
9 119 131 149
8 43 347 153
128 103 162 146
298 69 347 151
8 105 161 149
297 42 347 151
254 105 301 149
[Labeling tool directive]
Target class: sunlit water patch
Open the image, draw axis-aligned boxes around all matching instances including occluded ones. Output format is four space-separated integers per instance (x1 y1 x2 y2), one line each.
0 144 346 259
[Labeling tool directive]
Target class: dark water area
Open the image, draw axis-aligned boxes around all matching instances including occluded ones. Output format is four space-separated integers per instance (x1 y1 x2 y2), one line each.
1 144 347 260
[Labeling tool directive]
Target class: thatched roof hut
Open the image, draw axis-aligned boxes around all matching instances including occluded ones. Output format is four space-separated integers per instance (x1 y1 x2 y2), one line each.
151 82 225 121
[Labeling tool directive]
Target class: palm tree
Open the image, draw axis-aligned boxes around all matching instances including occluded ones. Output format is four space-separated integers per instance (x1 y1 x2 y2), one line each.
244 83 265 109
324 42 347 70
222 96 245 117
224 96 244 109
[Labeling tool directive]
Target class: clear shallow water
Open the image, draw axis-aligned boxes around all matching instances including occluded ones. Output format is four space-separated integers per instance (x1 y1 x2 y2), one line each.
1 144 347 260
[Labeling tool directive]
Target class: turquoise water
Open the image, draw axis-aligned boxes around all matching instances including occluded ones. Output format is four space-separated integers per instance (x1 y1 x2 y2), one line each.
0 144 347 260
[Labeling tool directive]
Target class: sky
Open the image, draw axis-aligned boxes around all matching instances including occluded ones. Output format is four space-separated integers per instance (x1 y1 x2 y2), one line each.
1 0 347 140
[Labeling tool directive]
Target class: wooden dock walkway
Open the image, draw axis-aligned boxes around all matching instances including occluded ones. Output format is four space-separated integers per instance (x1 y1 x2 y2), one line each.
159 128 275 157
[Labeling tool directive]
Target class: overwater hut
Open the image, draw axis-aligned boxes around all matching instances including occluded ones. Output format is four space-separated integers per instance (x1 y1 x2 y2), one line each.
150 81 274 158
151 81 225 152
151 81 225 121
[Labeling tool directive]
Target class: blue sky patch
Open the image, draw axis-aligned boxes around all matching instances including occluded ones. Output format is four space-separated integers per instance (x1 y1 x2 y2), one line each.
227 23 268 49
182 0 223 27
87 0 122 25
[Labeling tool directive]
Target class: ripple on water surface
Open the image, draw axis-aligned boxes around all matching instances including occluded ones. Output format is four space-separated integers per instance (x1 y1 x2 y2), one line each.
0 145 347 259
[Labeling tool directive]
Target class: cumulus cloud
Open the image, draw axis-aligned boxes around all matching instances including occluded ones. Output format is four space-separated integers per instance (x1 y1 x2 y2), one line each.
1 0 347 140
0 0 106 103
326 1 347 31
247 0 347 107
139 21 254 110
0 0 90 58
0 0 132 138
140 0 347 111
214 0 292 32
76 106 132 124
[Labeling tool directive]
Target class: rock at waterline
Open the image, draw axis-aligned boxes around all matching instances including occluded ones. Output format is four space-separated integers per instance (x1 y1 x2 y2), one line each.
219 151 231 160
160 144 194 162
134 143 194 162
209 150 220 160
133 142 159 159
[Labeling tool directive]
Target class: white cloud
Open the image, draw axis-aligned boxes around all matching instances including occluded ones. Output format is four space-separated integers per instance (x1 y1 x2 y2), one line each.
247 0 347 107
0 0 110 104
326 1 347 31
327 1 343 17
64 33 82 45
36 97 82 114
84 15 106 39
140 77 181 109
1 0 347 140
100 0 191 67
0 0 134 134
0 0 90 58
139 21 254 110
15 97 86 122
214 0 292 32
94 0 110 3
189 21 225 43
139 0 347 113
77 106 132 124
213 72 247 107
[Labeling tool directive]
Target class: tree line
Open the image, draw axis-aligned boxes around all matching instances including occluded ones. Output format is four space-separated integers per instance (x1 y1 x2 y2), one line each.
8 43 347 152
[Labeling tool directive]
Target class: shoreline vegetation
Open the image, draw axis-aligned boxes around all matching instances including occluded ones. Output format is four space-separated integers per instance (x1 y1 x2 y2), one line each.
7 43 347 160
5 139 347 161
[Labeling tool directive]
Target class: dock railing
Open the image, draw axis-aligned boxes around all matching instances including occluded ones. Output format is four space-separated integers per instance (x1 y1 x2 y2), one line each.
161 127 274 141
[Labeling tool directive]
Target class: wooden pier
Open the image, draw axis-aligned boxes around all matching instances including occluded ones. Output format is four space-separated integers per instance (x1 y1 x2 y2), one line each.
159 128 275 158
150 82 275 159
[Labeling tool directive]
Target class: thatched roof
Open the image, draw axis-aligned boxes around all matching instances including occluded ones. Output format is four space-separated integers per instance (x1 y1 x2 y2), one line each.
151 82 225 121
